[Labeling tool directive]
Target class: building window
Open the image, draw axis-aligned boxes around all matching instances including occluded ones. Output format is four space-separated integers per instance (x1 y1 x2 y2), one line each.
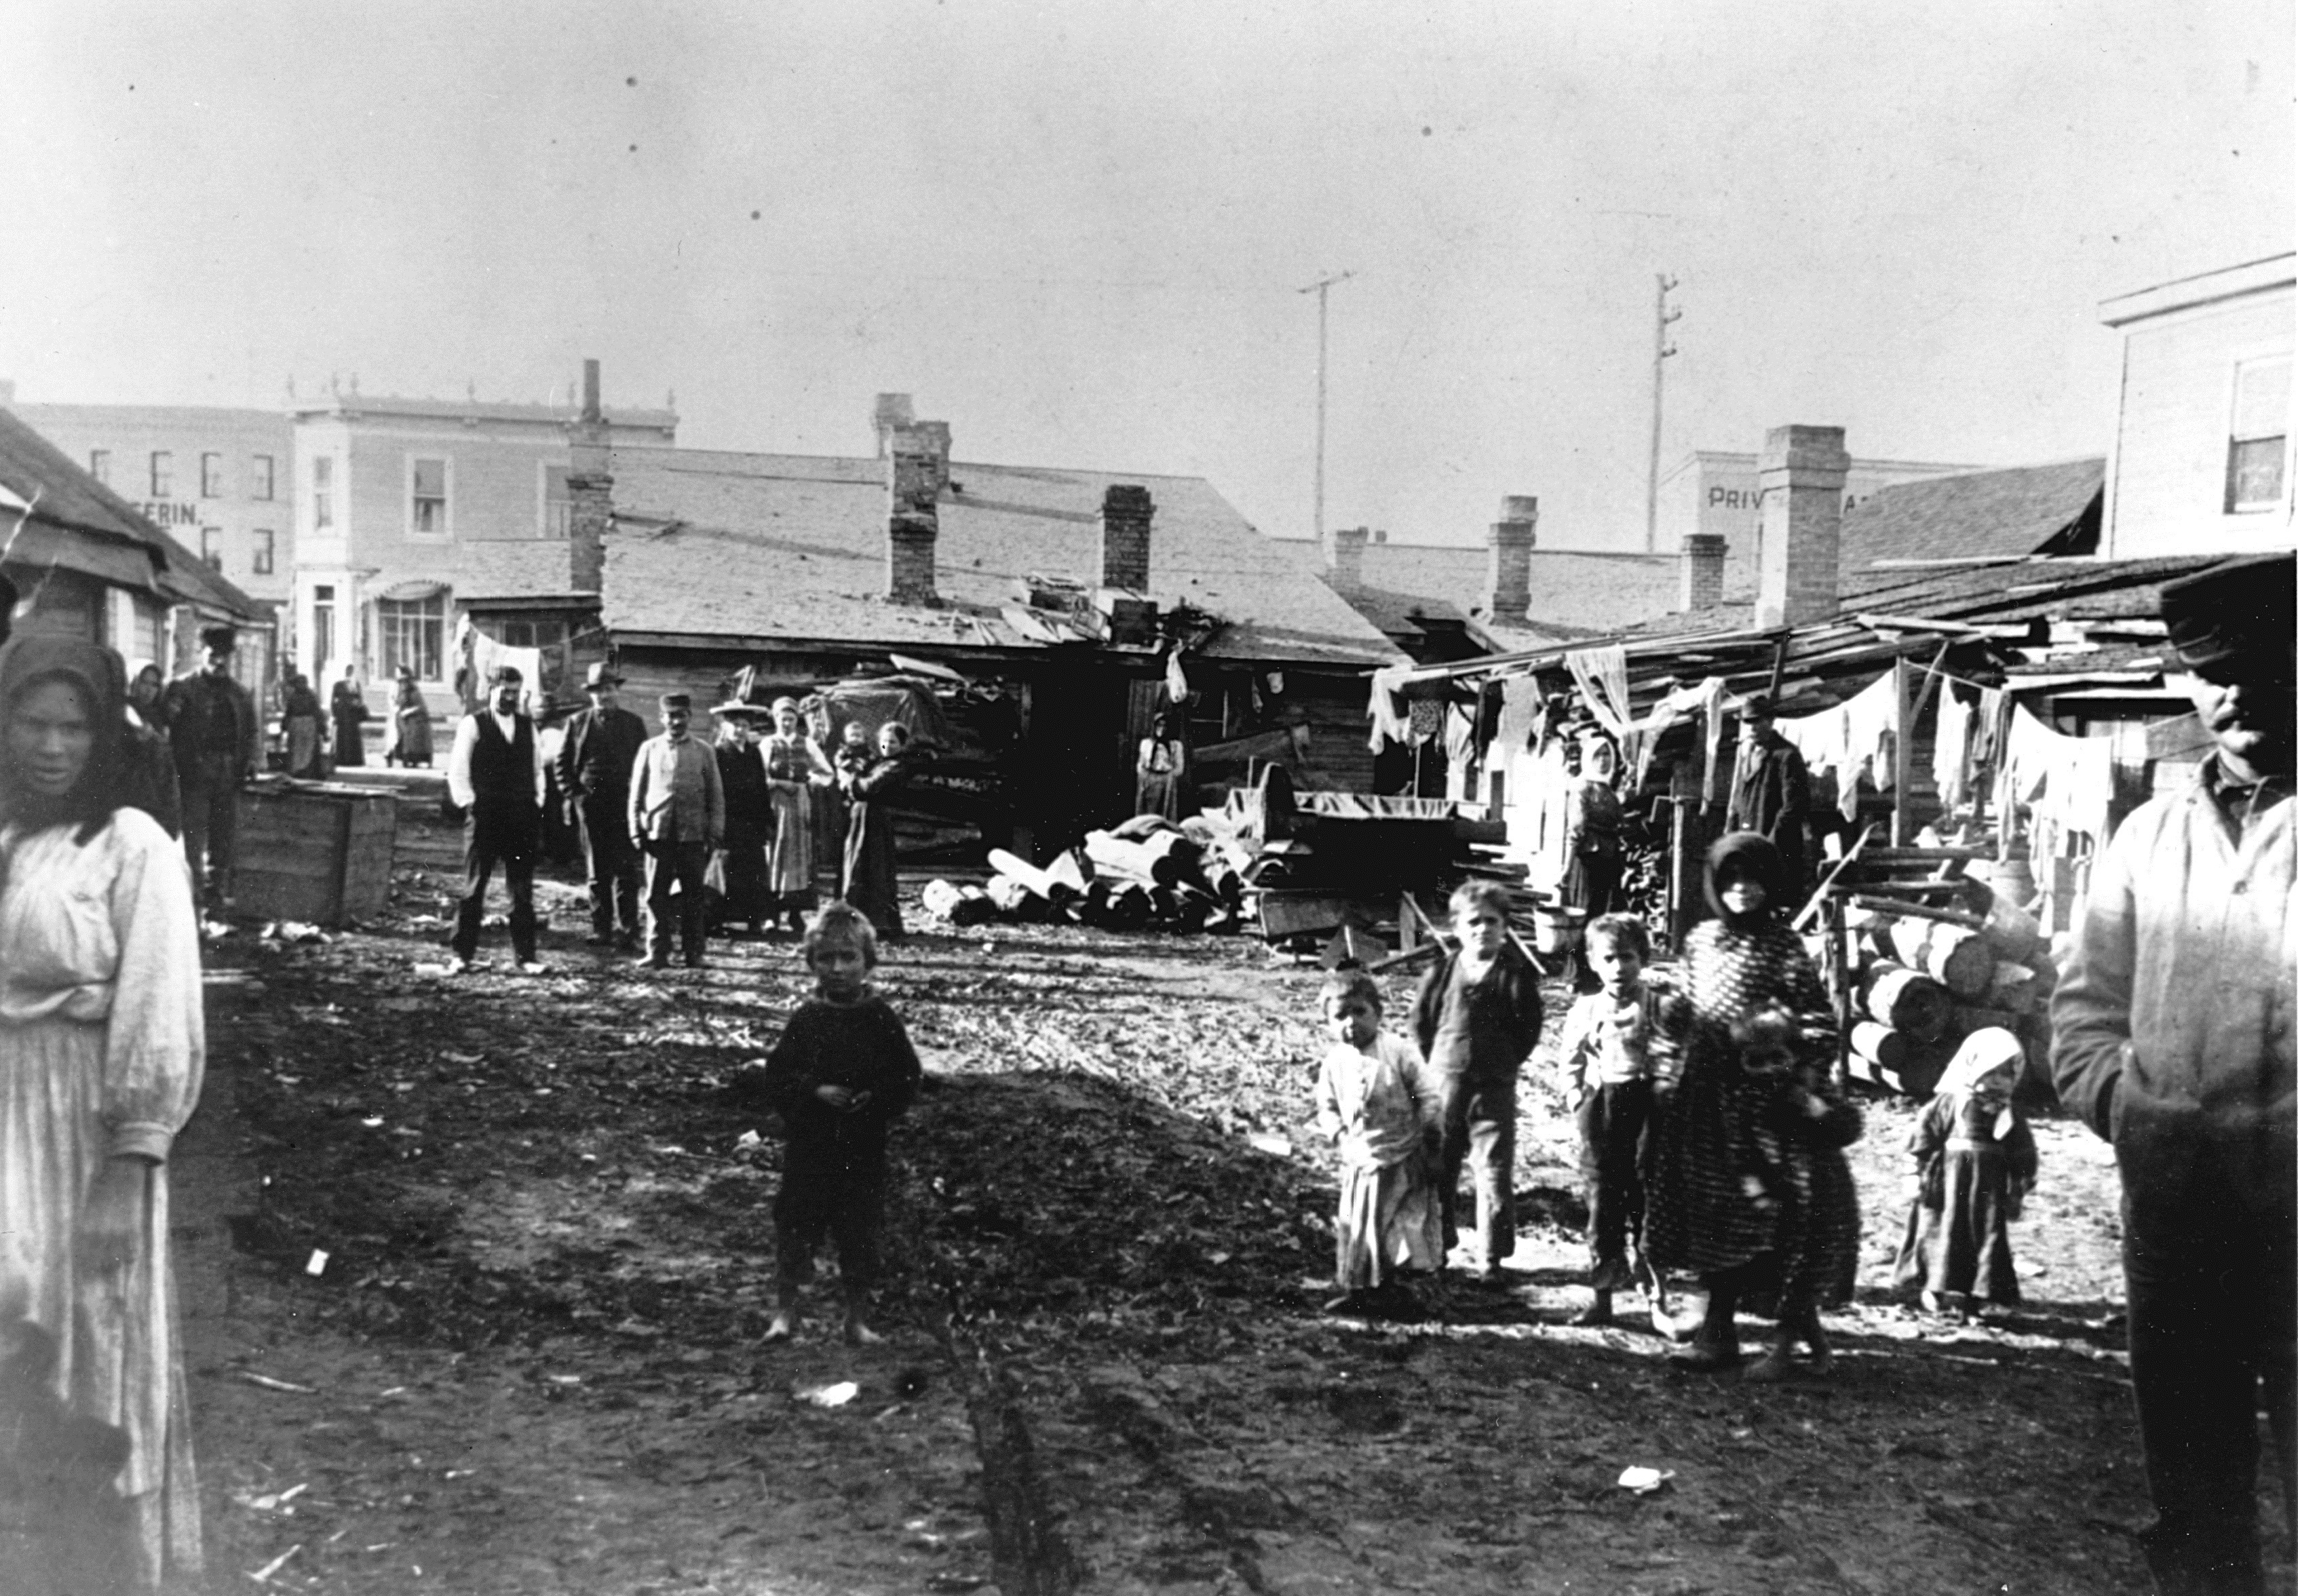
312 584 336 680
199 527 223 570
200 452 223 497
542 464 573 539
150 452 173 498
312 456 333 530
2227 353 2291 513
490 617 569 650
410 456 448 536
253 528 275 575
378 594 446 682
89 449 111 486
252 454 275 501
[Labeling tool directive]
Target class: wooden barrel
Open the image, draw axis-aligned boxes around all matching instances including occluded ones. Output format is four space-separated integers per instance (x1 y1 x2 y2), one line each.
1866 961 1952 1040
1533 904 1587 955
1850 1021 1909 1072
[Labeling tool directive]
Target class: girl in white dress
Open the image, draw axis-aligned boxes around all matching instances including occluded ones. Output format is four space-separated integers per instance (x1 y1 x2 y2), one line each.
1312 969 1442 1316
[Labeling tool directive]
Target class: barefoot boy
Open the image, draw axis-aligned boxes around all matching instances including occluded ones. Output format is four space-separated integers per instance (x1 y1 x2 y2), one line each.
761 901 922 1344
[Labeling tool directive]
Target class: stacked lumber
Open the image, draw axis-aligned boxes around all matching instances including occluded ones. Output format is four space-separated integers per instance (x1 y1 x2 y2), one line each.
923 817 1248 936
1812 834 2060 1097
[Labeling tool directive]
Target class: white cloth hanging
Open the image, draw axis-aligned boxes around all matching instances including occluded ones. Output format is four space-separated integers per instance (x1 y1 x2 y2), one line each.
1932 691 1974 815
2001 705 2115 844
1774 668 1900 820
1366 665 1415 754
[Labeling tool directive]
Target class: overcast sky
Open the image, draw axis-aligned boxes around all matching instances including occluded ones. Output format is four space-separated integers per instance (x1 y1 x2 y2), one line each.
4 1 2289 551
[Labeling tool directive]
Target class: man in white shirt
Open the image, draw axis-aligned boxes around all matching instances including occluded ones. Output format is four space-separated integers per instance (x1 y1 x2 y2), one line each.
628 692 723 969
446 665 547 974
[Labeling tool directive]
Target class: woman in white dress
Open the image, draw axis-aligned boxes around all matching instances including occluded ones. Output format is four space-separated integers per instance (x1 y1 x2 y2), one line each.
0 636 205 1589
760 696 833 933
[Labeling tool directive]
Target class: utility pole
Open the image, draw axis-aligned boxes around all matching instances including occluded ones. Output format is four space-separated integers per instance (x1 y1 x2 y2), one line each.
1645 273 1682 553
1299 270 1356 547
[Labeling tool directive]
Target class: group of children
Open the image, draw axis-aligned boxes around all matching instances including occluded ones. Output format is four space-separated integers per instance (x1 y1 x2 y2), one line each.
1312 836 2039 1376
753 831 2035 1361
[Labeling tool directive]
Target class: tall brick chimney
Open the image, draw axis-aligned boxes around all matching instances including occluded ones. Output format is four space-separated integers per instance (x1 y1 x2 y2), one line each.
1483 495 1537 621
1679 532 1727 612
885 423 941 606
1753 425 1850 629
569 357 613 593
871 393 916 459
1100 485 1154 593
1322 526 1368 596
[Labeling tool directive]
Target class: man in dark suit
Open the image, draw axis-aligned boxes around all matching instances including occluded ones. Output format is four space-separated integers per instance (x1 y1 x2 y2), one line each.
161 625 261 909
556 662 649 950
445 664 546 974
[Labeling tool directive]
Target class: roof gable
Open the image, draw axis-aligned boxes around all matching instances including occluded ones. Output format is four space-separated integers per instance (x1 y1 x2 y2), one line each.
1839 458 2103 570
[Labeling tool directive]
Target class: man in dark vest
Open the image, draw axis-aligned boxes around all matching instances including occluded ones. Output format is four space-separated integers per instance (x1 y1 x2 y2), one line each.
446 664 545 974
161 625 261 909
556 662 649 950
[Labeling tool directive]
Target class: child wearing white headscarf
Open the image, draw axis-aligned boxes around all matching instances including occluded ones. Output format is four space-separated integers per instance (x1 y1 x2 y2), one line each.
1894 1028 2039 1317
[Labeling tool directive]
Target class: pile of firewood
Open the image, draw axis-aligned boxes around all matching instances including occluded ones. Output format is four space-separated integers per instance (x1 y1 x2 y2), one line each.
1806 834 2058 1097
923 816 1252 935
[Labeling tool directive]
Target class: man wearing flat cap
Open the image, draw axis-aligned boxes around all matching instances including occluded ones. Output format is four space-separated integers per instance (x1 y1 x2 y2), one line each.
556 662 649 950
161 625 261 908
1727 693 1815 903
445 664 548 974
629 692 723 969
2054 551 2296 1596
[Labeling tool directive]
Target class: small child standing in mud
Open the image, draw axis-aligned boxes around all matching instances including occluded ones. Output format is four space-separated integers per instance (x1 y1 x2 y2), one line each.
1894 1027 2037 1319
761 901 923 1345
1552 913 1676 1330
1313 969 1443 1317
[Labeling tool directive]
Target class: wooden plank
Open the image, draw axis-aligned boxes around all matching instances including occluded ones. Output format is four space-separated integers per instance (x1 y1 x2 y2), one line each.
1792 822 1876 932
1257 891 1358 940
1847 893 1987 931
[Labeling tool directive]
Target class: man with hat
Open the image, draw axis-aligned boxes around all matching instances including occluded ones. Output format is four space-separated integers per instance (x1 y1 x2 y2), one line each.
1726 693 1814 903
444 663 548 974
628 691 724 969
556 662 649 949
161 625 261 908
2053 551 2296 1596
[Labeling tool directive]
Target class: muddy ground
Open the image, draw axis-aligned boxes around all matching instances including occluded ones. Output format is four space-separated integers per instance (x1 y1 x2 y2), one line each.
172 825 2290 1595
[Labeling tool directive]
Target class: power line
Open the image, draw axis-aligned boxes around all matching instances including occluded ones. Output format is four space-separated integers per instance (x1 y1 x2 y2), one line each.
1299 270 1356 546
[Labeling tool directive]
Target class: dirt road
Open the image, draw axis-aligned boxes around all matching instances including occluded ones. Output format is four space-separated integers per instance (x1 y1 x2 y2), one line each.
172 850 2285 1594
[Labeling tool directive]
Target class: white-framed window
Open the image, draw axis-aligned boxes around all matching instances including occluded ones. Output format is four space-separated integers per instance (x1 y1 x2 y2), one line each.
251 454 275 501
312 456 334 530
253 528 275 575
409 456 449 537
378 593 446 681
541 463 573 539
89 448 111 486
150 451 173 498
200 452 223 498
2226 353 2291 513
199 526 223 570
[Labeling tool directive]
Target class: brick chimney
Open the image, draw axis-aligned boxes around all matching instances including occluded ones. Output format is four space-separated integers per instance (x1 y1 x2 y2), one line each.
1483 495 1537 621
871 393 915 458
1100 484 1154 593
1679 532 1726 612
1753 425 1850 628
569 357 613 593
1322 526 1368 595
885 423 941 606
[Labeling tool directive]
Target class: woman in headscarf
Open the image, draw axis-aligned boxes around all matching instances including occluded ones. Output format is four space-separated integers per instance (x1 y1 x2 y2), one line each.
1894 1027 2037 1317
387 665 433 768
0 637 206 1589
123 657 183 836
1644 831 1850 1377
328 661 367 768
760 696 833 934
840 719 916 940
282 671 326 778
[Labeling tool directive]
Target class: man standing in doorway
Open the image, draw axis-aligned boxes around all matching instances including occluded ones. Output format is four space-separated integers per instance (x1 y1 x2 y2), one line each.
556 662 648 950
629 692 723 970
445 664 547 975
2052 552 2295 1596
1726 694 1814 902
162 625 260 910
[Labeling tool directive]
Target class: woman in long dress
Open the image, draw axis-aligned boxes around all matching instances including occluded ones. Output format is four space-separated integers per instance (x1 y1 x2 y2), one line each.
0 636 206 1590
710 707 773 934
282 672 326 778
328 662 367 768
841 720 915 940
760 697 832 934
387 666 433 768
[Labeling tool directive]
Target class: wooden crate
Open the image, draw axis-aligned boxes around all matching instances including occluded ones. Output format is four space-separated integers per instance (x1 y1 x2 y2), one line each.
234 782 400 927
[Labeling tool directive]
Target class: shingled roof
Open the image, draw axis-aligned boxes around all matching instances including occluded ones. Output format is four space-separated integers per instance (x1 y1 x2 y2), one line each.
1841 457 2103 570
602 447 1402 667
1282 539 1681 650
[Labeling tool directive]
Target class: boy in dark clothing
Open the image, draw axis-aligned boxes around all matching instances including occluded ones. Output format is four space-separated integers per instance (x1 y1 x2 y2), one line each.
761 901 922 1345
1411 880 1545 1280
